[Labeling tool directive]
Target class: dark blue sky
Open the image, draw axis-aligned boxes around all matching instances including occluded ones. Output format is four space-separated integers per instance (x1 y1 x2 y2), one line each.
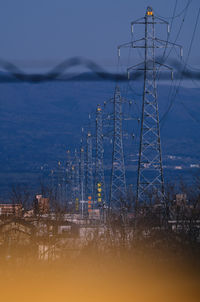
0 0 199 70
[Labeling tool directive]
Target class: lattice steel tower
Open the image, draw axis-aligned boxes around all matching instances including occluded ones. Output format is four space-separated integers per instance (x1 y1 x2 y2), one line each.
94 104 106 205
66 150 72 204
74 149 80 211
86 131 93 200
109 86 127 209
118 6 182 203
56 161 66 206
80 137 85 202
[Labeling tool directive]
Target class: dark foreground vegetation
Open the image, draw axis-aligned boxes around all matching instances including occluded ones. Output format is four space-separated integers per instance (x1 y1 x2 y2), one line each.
0 179 199 302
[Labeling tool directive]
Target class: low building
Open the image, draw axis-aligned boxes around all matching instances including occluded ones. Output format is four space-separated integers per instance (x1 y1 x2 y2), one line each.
0 204 22 216
0 218 36 260
35 195 49 214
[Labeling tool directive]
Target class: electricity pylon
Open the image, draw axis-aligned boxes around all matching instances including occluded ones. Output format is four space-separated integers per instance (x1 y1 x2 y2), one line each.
74 149 80 212
56 161 66 206
94 104 106 206
86 131 93 201
118 6 182 204
109 86 127 210
80 136 85 202
66 150 72 205
70 163 75 202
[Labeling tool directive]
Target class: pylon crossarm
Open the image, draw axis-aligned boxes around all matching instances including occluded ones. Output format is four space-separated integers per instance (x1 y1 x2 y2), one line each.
128 64 170 76
135 22 167 25
127 61 144 71
153 39 169 48
155 38 183 56
131 17 145 25
131 17 145 33
155 61 173 71
118 38 145 53
154 16 169 25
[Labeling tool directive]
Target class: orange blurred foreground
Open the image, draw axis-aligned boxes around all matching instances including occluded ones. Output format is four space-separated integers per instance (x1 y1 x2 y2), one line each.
0 252 199 302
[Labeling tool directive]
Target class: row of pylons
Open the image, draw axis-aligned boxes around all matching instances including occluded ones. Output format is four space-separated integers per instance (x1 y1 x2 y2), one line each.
52 86 130 215
46 7 183 216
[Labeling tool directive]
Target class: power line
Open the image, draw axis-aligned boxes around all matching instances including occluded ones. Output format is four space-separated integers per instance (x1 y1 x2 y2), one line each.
161 7 200 126
157 0 191 113
154 0 192 20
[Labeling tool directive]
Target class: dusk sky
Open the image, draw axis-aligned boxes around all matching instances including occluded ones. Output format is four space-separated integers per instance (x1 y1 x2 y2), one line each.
0 0 199 70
